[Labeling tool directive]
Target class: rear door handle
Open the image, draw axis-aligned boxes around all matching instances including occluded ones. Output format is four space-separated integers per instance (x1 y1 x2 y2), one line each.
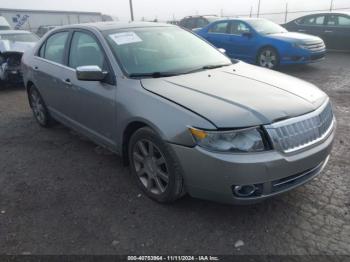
325 30 333 33
298 29 306 32
63 78 72 86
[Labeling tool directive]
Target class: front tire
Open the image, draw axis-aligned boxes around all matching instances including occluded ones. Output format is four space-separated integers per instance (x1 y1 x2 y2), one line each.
128 127 185 203
28 86 54 127
257 47 280 69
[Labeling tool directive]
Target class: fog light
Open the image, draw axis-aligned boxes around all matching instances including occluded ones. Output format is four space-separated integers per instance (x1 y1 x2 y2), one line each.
233 185 257 197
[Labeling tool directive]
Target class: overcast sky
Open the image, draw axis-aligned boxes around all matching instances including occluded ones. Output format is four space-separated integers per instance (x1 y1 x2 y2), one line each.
0 0 349 22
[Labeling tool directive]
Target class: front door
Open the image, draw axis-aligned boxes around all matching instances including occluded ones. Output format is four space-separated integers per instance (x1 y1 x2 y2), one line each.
64 30 116 146
324 14 350 51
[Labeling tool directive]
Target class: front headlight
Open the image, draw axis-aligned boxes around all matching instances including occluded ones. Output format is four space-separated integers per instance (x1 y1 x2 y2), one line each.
189 127 266 153
292 43 304 49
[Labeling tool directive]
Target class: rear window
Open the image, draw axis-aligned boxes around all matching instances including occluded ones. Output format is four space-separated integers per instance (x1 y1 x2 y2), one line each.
42 31 69 64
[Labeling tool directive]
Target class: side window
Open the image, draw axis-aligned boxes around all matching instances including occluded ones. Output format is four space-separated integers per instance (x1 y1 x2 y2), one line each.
327 15 338 26
44 32 69 64
209 21 229 33
230 22 250 35
68 31 105 70
197 18 208 28
301 15 325 26
327 15 350 27
186 19 196 29
338 16 350 27
180 19 188 28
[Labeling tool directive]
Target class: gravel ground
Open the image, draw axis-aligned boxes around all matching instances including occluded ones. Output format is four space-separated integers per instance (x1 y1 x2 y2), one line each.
0 52 349 255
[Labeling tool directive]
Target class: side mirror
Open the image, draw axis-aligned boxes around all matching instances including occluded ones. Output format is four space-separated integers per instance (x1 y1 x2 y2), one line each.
242 32 252 38
76 65 108 81
218 48 226 54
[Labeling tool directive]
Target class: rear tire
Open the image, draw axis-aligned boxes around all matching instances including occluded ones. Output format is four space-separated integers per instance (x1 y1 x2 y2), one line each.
257 47 280 69
28 86 55 127
128 127 185 203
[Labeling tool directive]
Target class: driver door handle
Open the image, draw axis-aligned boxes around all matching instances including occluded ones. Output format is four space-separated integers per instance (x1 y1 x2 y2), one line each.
325 30 333 33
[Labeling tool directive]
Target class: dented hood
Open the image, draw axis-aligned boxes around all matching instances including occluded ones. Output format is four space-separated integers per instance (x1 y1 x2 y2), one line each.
141 62 327 128
0 40 36 54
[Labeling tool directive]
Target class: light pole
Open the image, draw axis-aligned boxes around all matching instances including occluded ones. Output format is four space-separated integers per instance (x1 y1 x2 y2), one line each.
330 0 334 11
257 0 261 18
129 0 134 21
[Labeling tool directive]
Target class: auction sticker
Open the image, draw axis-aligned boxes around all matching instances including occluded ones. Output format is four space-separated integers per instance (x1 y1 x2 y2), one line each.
109 32 142 45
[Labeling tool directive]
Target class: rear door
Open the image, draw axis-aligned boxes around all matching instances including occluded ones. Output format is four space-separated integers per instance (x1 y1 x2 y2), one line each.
205 21 232 53
324 14 350 50
293 14 326 37
33 31 71 115
64 30 116 145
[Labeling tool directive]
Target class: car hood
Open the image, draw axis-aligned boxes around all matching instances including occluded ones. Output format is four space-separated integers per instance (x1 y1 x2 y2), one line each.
0 40 36 54
267 32 322 44
141 62 327 128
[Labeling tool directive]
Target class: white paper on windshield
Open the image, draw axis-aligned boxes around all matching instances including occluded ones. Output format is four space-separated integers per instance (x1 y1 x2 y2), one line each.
109 32 142 45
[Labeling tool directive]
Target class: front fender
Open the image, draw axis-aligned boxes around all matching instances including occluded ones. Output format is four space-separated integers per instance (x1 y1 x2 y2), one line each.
115 78 216 150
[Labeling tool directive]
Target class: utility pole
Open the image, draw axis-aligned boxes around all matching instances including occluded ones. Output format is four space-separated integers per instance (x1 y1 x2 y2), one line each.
330 0 334 11
257 0 261 18
284 3 288 24
249 6 253 18
129 0 134 21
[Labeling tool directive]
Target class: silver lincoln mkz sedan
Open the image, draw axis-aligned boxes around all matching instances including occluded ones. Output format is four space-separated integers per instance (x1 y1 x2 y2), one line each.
22 22 335 204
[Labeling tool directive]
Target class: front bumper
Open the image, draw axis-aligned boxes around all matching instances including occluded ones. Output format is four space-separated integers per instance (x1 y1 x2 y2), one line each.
280 48 326 65
170 128 334 205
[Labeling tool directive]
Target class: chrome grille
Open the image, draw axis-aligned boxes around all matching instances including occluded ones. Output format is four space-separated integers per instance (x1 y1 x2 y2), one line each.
301 41 326 52
265 100 334 153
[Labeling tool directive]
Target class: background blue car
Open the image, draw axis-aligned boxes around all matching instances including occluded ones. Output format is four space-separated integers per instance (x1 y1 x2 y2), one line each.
196 18 326 69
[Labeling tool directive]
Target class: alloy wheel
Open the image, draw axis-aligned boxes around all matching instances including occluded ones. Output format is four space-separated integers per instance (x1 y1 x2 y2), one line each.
259 49 277 69
132 139 169 195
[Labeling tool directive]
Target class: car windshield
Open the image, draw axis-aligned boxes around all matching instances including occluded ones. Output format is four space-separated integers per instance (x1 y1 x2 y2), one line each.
0 33 39 42
104 26 232 77
248 19 287 35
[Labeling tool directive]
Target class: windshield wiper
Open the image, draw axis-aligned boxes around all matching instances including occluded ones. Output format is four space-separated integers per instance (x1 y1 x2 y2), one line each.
129 72 179 78
185 63 232 74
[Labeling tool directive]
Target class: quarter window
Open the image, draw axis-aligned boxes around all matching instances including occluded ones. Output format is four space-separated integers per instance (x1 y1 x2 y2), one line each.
68 31 105 69
209 21 229 33
43 32 69 64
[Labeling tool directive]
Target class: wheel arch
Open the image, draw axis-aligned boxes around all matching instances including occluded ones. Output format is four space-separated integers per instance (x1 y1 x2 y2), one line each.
122 120 158 166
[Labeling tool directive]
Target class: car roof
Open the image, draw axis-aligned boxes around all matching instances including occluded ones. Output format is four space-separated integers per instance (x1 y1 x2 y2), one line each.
182 15 218 18
294 11 350 18
209 17 269 22
55 21 174 32
0 30 32 35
